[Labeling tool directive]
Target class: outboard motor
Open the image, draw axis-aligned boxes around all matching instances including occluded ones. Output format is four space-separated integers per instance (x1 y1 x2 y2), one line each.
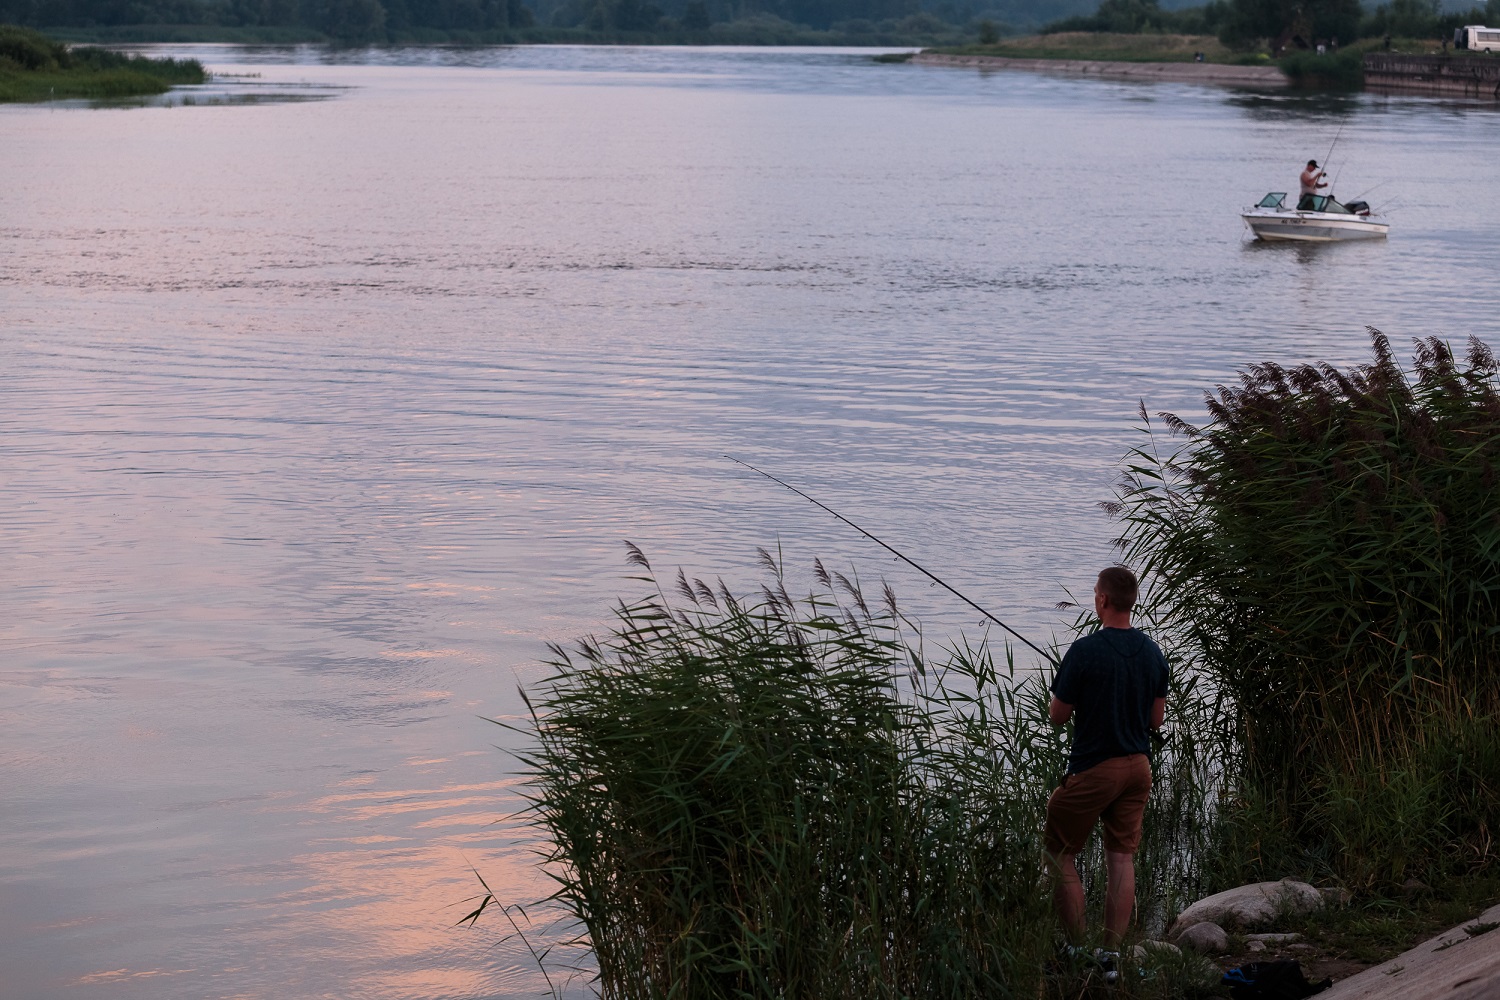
1346 200 1371 216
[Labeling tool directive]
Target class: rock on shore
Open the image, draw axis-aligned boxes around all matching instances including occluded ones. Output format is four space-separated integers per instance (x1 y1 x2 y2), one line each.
1169 879 1325 939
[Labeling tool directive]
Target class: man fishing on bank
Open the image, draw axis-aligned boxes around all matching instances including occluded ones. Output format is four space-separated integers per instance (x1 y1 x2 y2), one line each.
1044 566 1168 975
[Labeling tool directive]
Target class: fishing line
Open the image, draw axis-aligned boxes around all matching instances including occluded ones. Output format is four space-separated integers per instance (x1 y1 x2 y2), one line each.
728 456 1059 665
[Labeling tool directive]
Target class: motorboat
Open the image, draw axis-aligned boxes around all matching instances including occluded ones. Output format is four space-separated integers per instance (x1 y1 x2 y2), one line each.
1241 192 1390 242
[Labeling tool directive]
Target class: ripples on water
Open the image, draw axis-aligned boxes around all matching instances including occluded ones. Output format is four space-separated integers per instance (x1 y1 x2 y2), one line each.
1 44 1496 999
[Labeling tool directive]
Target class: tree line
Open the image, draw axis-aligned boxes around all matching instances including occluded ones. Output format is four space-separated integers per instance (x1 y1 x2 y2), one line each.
2 0 1116 44
8 0 1495 49
1045 0 1500 51
0 0 956 41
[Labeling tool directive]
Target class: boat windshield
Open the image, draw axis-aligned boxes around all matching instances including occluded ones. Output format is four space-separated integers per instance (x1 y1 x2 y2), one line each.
1297 195 1355 214
1257 193 1287 209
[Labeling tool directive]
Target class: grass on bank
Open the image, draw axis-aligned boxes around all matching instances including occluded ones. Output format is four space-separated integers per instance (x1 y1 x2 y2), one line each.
0 24 204 101
927 32 1245 64
505 334 1500 998
512 546 1227 999
1117 331 1500 895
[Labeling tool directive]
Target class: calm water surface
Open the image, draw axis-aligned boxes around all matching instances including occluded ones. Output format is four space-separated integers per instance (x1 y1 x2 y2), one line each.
2 44 1497 999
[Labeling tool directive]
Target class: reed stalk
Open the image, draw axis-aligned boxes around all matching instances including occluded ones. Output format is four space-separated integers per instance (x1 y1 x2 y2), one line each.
1112 330 1500 889
513 546 1227 998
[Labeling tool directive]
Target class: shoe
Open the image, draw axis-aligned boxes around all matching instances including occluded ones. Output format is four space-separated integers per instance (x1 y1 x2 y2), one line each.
1045 942 1089 974
1094 949 1120 985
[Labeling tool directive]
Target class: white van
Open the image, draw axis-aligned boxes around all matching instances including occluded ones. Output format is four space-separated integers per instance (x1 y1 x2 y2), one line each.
1454 25 1500 51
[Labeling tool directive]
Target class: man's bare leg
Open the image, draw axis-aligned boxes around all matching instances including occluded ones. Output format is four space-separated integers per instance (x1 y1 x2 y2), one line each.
1103 850 1135 947
1052 853 1086 941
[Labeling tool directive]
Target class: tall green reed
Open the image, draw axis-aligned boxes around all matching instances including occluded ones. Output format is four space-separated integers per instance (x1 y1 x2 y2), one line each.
1110 330 1500 889
513 544 1227 998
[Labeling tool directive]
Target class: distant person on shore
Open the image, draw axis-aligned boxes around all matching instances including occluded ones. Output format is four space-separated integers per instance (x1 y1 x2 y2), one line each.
1299 159 1328 208
1044 567 1169 977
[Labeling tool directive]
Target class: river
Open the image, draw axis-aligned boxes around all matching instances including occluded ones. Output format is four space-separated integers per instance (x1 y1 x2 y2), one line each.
1 44 1496 1000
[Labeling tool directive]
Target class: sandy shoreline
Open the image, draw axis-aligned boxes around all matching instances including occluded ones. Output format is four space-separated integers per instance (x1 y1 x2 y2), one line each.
912 52 1288 88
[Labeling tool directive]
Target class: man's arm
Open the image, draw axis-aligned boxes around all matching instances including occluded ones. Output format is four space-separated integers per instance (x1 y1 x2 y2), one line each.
1049 696 1074 727
1151 696 1165 730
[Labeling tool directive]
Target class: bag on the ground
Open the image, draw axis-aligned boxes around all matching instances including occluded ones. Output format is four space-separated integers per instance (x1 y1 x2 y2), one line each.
1221 960 1331 999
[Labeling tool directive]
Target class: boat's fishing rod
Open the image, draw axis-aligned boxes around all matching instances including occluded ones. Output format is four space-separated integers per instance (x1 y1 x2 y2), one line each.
1319 123 1344 195
728 456 1060 665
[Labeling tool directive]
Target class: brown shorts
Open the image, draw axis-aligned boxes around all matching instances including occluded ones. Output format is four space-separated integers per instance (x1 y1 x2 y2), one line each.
1044 754 1152 856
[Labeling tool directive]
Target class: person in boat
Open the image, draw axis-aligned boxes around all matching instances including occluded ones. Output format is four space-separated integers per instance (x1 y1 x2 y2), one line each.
1299 160 1328 209
1044 567 1169 969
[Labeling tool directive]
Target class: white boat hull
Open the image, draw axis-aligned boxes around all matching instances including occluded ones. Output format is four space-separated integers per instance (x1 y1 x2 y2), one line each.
1242 209 1389 242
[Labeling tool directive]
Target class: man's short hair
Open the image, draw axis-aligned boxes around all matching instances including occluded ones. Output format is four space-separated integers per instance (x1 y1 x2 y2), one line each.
1097 566 1139 612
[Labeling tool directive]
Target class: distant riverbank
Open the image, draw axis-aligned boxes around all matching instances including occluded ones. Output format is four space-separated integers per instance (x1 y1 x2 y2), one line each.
913 51 1288 87
0 24 205 101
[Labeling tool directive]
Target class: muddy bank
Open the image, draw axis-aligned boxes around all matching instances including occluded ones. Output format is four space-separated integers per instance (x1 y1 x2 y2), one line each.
913 52 1287 88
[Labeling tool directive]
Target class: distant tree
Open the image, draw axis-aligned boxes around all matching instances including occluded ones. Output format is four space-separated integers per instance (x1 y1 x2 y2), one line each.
1363 0 1439 38
976 15 998 40
1219 0 1360 50
309 0 388 39
1093 0 1162 30
682 0 710 26
586 0 662 29
508 0 534 25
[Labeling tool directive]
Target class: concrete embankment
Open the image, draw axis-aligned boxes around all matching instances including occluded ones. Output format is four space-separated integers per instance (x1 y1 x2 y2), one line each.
912 52 1287 88
1364 53 1500 99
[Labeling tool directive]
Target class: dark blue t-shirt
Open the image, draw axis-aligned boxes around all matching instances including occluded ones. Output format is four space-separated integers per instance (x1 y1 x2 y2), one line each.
1050 627 1169 775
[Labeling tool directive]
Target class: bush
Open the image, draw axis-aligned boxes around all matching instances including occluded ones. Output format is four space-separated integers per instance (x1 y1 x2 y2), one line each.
1115 331 1500 890
0 23 204 100
1278 46 1364 87
67 44 205 82
510 547 1223 996
0 24 67 69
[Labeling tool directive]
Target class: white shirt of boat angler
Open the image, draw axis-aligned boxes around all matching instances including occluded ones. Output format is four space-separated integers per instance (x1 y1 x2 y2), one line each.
1299 160 1328 206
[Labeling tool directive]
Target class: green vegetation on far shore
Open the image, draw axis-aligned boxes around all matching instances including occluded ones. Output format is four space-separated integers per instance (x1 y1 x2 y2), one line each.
0 24 204 102
925 29 1497 89
924 0 1500 89
929 30 1246 63
26 16 974 49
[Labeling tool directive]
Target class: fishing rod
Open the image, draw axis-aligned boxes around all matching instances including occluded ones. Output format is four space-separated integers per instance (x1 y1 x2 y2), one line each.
728 456 1059 665
1319 123 1344 195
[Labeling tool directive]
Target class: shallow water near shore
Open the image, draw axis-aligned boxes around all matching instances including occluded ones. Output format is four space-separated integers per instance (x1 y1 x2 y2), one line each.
2 44 1498 1000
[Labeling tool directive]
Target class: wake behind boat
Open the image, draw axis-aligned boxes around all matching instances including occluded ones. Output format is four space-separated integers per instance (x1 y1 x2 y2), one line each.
1242 192 1390 242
